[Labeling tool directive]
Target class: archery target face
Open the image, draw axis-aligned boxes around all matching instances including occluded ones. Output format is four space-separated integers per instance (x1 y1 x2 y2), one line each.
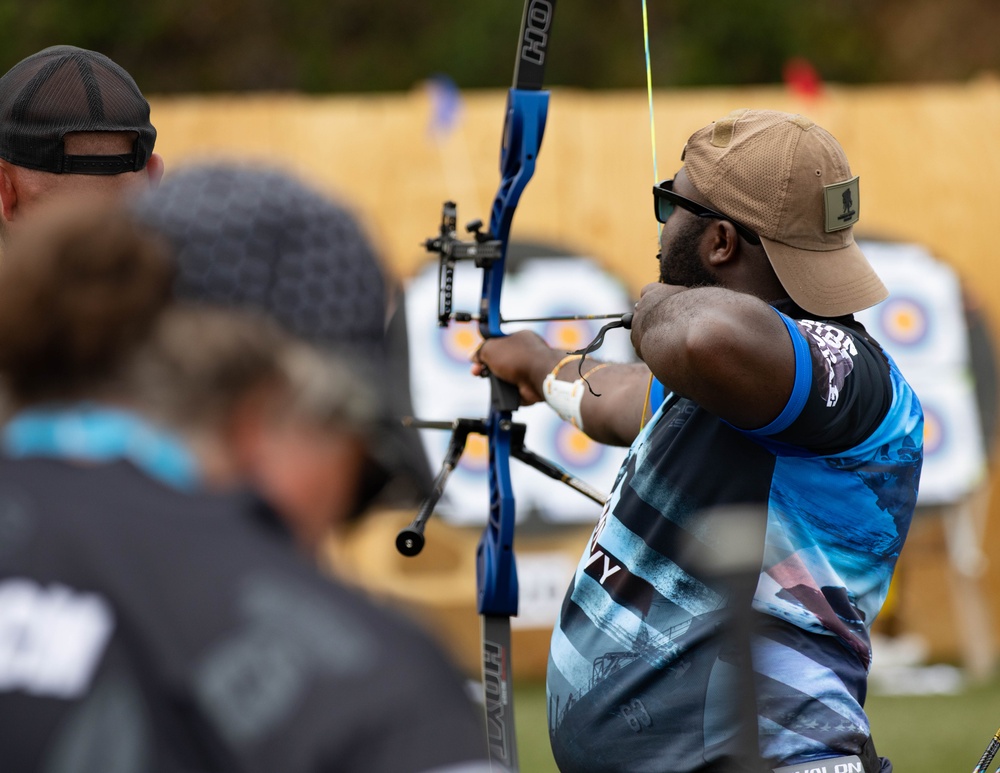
543 317 598 353
458 432 489 474
440 322 482 366
854 240 987 505
921 403 944 458
405 254 635 525
907 374 986 505
856 240 970 371
552 422 604 471
877 296 930 349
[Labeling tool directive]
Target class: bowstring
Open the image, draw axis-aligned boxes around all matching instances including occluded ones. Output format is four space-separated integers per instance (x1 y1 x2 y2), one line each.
642 0 660 196
641 0 661 430
559 5 664 400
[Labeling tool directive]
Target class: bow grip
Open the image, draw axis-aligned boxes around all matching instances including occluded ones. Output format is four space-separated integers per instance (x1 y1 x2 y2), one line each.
489 372 521 414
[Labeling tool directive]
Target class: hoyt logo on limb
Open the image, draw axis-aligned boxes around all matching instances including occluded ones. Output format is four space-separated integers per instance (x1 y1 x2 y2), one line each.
483 639 512 764
521 1 553 65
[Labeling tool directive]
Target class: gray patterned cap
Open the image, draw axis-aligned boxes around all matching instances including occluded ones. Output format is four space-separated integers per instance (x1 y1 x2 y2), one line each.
131 164 387 363
132 165 432 506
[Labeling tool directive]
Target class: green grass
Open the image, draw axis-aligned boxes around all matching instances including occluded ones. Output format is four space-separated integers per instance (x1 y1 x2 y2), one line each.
512 675 1000 772
514 681 558 772
867 676 1000 772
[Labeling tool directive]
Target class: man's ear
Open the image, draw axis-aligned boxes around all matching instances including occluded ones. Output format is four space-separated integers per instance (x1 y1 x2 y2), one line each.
0 161 18 225
704 220 741 268
145 153 165 188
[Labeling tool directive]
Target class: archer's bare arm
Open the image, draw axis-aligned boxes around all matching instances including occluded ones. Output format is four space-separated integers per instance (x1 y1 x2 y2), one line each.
473 331 654 446
630 283 795 428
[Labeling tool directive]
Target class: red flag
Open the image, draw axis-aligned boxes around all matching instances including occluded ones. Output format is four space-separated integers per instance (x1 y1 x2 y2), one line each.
783 57 824 100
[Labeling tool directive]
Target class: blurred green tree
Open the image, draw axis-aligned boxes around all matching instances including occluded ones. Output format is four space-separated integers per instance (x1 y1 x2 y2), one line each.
0 0 996 93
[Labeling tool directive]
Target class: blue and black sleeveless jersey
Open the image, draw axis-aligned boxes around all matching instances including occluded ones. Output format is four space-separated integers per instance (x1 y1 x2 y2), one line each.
547 303 923 772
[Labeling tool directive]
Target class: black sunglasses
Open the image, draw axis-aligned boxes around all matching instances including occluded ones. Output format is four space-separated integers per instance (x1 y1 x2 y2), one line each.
652 179 761 245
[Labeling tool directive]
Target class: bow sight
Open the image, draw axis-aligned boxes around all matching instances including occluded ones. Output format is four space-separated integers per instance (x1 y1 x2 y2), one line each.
424 202 503 328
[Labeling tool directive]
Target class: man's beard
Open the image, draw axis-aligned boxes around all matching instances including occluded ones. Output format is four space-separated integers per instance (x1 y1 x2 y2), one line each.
658 218 719 288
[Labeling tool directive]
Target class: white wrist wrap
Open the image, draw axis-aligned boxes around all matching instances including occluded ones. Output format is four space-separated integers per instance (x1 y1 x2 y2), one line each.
542 374 586 430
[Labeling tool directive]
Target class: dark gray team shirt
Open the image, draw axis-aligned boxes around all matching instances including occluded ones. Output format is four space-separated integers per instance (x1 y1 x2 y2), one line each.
0 457 490 773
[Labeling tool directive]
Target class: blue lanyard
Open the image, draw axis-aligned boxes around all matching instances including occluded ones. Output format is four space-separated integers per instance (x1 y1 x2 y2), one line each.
2 405 201 490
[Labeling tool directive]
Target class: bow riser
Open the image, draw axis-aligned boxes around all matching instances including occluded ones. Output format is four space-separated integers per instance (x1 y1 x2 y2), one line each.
480 90 549 340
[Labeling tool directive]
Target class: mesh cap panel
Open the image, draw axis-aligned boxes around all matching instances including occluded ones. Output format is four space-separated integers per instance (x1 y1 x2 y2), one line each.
679 109 886 316
0 45 155 174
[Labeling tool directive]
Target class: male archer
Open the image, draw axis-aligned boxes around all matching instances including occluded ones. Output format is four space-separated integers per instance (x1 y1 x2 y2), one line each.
475 109 922 773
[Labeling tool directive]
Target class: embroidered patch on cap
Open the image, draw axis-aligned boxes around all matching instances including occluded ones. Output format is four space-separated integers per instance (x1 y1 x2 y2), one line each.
824 175 860 232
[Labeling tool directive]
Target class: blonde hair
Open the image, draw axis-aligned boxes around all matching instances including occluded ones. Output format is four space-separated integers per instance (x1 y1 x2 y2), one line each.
125 305 289 434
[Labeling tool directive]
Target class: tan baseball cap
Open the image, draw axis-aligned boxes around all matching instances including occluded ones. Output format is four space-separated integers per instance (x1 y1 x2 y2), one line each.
681 108 887 317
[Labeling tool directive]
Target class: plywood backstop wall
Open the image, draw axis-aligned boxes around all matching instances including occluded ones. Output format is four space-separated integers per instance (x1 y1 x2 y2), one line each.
149 81 1000 669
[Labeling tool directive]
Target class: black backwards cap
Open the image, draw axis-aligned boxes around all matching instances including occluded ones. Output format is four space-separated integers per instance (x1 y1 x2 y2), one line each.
0 45 155 175
132 164 433 505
